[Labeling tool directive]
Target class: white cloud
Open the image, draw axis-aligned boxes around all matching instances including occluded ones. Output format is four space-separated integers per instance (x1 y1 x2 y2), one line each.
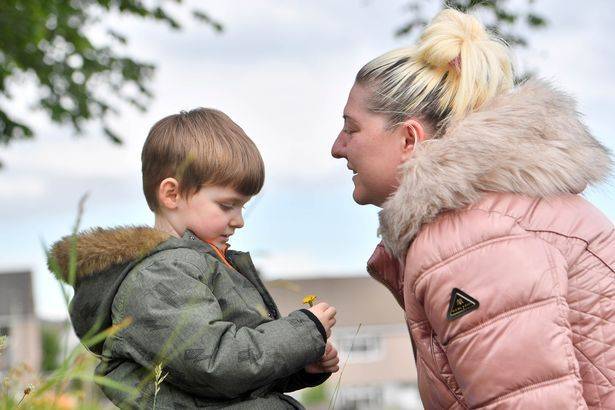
0 175 46 199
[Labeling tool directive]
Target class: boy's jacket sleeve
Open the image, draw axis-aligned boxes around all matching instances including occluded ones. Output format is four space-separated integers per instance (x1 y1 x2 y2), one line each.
272 369 331 393
108 250 326 399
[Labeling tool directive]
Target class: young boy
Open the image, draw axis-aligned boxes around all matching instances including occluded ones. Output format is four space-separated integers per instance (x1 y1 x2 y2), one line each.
49 108 339 409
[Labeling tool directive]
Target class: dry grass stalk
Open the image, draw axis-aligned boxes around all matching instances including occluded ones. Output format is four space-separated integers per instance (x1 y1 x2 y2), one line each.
152 363 168 410
328 323 362 410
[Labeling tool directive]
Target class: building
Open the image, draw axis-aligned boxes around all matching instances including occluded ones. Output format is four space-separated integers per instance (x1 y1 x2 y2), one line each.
267 276 423 410
0 270 41 374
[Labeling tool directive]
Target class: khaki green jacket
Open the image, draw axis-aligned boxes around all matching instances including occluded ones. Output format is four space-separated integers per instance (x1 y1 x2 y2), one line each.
50 227 329 409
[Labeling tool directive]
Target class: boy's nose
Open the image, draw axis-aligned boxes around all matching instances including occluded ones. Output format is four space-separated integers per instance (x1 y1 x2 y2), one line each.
231 213 244 229
331 132 347 159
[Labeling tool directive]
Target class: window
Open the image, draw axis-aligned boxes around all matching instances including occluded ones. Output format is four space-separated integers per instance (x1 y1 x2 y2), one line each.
336 333 382 362
0 326 10 371
337 385 383 410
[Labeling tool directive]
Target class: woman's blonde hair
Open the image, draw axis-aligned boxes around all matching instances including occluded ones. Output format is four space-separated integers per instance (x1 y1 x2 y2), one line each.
356 9 513 134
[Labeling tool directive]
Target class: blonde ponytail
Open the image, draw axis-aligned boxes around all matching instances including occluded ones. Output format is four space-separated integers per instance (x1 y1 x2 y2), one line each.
356 9 513 133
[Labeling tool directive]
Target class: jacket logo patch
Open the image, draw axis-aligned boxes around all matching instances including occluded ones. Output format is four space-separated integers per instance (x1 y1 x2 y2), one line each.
447 288 479 320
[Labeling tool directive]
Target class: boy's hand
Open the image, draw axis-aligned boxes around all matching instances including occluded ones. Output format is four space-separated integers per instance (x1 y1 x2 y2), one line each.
305 342 340 374
308 302 337 337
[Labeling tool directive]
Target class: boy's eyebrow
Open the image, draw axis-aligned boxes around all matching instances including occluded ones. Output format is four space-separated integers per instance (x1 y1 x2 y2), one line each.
218 195 249 205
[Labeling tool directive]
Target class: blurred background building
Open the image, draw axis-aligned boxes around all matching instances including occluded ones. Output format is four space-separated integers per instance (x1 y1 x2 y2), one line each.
0 271 41 375
269 276 423 410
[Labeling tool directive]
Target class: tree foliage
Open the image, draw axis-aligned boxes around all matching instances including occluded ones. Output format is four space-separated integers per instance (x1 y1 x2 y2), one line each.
0 0 223 160
396 0 547 48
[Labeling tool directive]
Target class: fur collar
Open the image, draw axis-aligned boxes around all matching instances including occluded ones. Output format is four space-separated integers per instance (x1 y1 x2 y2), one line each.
49 226 171 282
379 79 613 259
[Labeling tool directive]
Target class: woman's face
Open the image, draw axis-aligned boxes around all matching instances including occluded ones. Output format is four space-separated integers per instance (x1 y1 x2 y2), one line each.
331 83 408 207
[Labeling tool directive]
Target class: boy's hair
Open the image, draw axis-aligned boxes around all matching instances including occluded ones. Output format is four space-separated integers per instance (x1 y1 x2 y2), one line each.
142 108 265 212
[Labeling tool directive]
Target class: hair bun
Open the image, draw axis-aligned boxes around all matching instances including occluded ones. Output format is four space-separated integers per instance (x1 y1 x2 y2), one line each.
356 8 512 124
417 9 487 70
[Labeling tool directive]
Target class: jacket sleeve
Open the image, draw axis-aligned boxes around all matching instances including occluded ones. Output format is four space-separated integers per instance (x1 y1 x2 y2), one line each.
272 370 331 393
414 228 586 408
109 249 326 399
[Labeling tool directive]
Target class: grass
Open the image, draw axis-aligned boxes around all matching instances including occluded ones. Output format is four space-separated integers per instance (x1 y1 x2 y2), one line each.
0 194 145 409
328 323 362 410
152 364 168 410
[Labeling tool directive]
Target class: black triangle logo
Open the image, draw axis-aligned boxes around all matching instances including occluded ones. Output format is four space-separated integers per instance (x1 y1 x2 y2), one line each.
447 288 479 320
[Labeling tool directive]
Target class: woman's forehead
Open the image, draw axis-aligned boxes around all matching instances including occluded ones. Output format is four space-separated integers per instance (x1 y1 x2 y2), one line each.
344 84 370 117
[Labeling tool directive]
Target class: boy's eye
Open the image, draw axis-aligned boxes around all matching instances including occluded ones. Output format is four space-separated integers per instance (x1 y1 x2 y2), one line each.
218 203 234 211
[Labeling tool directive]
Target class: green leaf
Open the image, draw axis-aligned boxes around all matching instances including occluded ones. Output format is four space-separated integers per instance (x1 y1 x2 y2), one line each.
192 9 224 33
527 13 547 27
0 0 223 157
103 126 123 144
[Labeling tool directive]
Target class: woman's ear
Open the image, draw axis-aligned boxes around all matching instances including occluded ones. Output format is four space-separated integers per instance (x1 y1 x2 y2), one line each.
157 178 181 210
400 119 427 161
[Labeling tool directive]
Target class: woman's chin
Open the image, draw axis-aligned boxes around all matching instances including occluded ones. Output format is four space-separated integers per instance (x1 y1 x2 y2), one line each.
353 188 386 207
352 189 370 205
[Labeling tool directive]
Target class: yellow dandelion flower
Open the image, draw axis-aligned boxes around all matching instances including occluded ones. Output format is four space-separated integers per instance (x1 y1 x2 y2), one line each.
302 294 317 307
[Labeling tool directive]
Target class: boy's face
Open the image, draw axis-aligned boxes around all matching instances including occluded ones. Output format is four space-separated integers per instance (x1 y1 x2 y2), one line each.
177 185 252 250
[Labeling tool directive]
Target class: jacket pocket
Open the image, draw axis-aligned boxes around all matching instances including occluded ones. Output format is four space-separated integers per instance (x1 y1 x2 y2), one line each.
429 330 467 408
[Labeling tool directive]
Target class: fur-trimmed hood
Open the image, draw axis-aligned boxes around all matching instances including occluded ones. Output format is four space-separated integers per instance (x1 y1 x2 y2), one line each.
379 79 613 259
47 226 226 354
49 226 171 283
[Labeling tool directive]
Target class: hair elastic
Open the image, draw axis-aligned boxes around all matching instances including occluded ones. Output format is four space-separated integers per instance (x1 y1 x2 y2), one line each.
449 55 461 73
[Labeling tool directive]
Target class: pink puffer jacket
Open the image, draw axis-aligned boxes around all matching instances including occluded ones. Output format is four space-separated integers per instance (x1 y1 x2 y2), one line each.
367 80 614 409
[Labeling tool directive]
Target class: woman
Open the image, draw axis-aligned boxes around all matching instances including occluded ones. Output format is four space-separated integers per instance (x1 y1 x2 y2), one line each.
331 8 614 409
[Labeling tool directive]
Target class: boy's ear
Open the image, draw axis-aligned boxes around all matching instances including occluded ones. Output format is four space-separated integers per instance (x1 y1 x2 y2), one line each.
158 178 181 210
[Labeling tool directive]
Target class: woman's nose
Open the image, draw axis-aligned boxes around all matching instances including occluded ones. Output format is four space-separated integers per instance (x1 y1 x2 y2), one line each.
331 132 347 159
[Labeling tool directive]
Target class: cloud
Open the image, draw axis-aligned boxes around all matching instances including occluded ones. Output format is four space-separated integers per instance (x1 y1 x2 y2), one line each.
0 175 46 199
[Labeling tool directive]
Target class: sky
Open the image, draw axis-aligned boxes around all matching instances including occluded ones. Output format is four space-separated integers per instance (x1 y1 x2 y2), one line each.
1 0 613 320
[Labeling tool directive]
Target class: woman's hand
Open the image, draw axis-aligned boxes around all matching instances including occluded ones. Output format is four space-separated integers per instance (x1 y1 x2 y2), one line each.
305 342 340 374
